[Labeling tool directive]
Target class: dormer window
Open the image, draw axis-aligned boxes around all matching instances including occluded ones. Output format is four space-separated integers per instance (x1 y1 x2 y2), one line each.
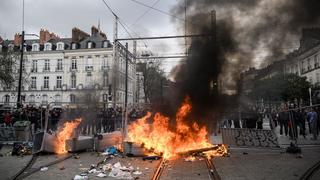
87 42 92 49
32 43 39 51
103 41 108 48
8 44 14 51
57 42 64 50
72 43 77 50
44 43 52 51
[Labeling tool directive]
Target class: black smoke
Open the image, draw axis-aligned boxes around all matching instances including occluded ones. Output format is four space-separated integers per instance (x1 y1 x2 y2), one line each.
169 0 320 128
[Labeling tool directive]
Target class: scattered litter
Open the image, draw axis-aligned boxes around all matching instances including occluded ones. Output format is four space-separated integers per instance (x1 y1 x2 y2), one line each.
74 174 89 180
184 156 196 162
74 155 80 159
102 164 112 171
11 142 33 156
142 156 161 161
103 146 119 155
96 172 107 177
296 154 303 158
90 164 96 169
133 171 142 175
59 166 65 170
88 168 101 174
40 167 48 171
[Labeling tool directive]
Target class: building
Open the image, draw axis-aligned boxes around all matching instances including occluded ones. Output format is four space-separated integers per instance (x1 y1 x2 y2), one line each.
0 26 137 108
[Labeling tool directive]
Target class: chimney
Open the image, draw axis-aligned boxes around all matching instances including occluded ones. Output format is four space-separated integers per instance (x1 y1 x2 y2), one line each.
40 28 59 45
91 26 99 36
14 33 22 46
72 27 90 42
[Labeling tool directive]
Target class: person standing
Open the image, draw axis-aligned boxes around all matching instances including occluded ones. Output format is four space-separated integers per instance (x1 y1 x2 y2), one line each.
308 108 318 140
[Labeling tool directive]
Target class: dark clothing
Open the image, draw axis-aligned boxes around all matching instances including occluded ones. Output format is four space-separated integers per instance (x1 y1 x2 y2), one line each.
278 111 289 136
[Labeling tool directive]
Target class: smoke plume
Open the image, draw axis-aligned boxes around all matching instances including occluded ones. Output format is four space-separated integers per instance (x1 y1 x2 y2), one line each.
169 0 320 126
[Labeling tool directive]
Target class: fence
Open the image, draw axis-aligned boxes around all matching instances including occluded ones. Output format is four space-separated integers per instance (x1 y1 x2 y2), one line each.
221 128 279 148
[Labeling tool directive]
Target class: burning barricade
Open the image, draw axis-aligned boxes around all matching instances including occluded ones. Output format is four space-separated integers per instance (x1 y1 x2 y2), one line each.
127 96 228 160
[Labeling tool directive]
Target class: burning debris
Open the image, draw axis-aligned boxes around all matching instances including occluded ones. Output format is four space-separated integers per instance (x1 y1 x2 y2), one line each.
54 118 82 154
128 97 228 159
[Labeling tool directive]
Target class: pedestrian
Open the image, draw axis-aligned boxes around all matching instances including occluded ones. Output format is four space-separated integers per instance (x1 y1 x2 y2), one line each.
278 109 289 136
307 108 318 140
4 112 13 127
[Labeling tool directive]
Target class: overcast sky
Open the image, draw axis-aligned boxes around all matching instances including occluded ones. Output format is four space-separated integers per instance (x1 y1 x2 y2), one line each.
0 0 185 74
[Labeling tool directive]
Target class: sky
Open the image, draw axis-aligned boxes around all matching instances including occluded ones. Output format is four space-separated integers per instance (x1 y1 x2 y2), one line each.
0 0 185 74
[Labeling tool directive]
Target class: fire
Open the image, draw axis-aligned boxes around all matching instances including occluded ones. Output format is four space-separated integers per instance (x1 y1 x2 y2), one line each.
128 97 227 159
54 118 82 154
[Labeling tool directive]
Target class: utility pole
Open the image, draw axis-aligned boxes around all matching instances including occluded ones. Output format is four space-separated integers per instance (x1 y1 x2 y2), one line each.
17 32 25 108
124 42 129 136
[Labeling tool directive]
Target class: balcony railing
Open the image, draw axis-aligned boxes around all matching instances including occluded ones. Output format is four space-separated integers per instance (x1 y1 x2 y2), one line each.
55 67 63 72
85 66 93 71
41 86 49 90
43 68 50 72
54 86 62 90
69 67 77 71
28 86 37 91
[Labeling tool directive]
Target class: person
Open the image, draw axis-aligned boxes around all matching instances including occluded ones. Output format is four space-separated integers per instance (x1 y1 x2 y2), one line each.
307 108 318 140
278 108 289 136
4 112 13 127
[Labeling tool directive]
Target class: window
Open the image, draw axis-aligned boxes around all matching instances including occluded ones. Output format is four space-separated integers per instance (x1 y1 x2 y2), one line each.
31 60 37 72
32 43 39 51
71 59 77 70
57 59 63 71
54 94 61 104
57 43 64 50
44 76 49 89
86 72 93 88
70 94 76 103
85 57 93 71
87 42 92 49
44 43 51 51
29 95 35 104
42 94 48 104
4 95 10 104
31 77 37 89
315 55 319 68
56 76 62 88
71 75 76 88
44 59 50 71
72 43 77 50
103 41 108 48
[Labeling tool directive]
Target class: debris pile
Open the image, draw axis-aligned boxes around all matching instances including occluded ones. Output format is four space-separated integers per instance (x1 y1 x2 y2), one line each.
11 142 33 156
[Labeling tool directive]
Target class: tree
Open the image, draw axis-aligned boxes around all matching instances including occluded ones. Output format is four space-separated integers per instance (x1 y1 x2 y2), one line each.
137 60 166 105
0 50 18 88
250 73 310 102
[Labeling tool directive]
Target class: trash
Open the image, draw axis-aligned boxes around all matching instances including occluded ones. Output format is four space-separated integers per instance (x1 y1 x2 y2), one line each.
286 143 301 154
104 146 118 155
59 166 65 170
90 164 96 169
102 164 112 171
184 156 196 162
133 171 142 175
40 167 48 171
96 173 107 177
74 155 80 159
74 175 88 180
11 142 33 156
88 168 101 174
142 156 161 161
296 154 303 158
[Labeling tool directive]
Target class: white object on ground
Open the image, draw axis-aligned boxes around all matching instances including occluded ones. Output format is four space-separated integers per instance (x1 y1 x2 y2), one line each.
40 167 48 171
73 175 88 180
96 173 107 177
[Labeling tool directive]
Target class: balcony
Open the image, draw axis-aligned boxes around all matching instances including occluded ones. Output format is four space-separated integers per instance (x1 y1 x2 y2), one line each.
43 68 50 72
41 86 49 90
55 67 63 72
54 86 62 90
69 67 77 72
85 66 93 71
28 86 37 91
30 68 38 73
101 66 109 71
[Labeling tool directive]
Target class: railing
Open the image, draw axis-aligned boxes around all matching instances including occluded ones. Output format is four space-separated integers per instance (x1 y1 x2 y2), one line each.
41 86 50 90
85 66 93 71
55 67 63 72
54 86 62 90
69 67 77 71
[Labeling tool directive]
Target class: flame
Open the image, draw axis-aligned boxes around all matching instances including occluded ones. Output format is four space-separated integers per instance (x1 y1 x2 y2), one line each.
128 97 227 159
54 118 82 154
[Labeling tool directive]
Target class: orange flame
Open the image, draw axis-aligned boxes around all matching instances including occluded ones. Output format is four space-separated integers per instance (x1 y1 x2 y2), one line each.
54 118 82 154
128 97 225 159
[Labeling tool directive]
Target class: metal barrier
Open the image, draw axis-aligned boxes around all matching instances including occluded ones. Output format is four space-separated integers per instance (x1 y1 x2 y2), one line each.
0 126 16 141
221 128 279 148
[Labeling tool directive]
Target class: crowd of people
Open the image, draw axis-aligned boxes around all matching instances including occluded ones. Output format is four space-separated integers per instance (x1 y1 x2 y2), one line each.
222 103 320 141
1 104 148 137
